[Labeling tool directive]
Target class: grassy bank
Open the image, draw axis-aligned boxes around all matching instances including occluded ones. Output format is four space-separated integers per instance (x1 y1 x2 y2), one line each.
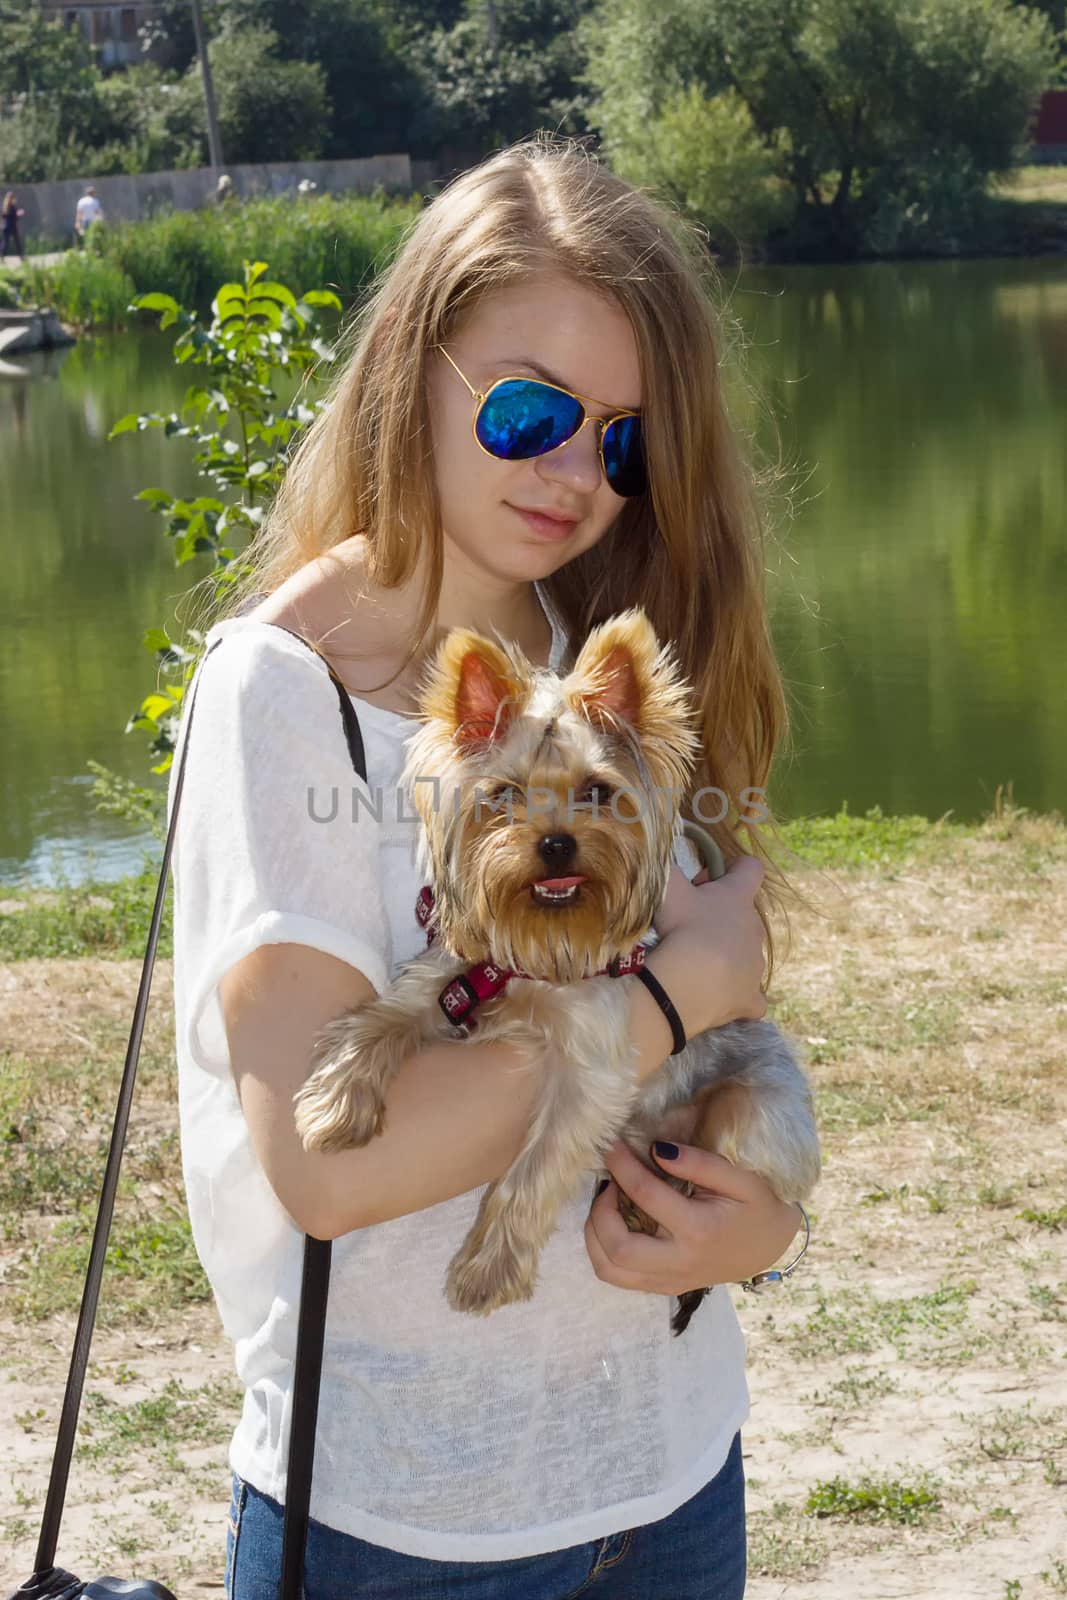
1 799 1065 1593
0 799 1053 963
0 191 421 330
0 800 985 960
984 164 1067 258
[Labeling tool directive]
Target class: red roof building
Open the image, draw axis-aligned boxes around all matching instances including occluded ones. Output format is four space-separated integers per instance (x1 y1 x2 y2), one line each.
1034 89 1067 153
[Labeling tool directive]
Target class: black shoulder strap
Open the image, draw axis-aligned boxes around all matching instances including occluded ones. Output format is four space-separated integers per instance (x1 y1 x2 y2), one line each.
266 625 368 1600
268 622 367 780
29 636 226 1584
25 626 367 1600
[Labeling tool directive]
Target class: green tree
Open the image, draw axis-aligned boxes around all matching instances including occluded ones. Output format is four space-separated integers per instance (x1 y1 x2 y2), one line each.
0 0 98 106
0 0 206 180
392 0 466 28
218 0 425 158
622 86 794 251
1013 0 1065 40
411 0 595 152
90 65 206 175
582 0 1058 256
0 0 107 180
201 24 330 164
134 0 206 73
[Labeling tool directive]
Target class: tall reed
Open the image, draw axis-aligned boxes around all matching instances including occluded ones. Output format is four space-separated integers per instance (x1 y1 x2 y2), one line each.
18 253 136 331
88 191 420 315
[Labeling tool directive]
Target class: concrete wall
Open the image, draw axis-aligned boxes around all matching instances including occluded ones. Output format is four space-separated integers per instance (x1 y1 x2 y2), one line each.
13 155 413 244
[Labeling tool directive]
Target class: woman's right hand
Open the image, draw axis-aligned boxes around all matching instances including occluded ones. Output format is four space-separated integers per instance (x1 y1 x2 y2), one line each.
646 856 768 1037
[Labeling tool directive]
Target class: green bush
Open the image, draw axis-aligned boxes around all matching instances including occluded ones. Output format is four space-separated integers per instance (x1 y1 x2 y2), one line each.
87 191 419 315
857 162 994 258
206 25 330 164
0 863 171 960
106 260 343 788
0 8 106 184
89 63 206 176
18 253 136 331
16 192 419 333
613 86 794 252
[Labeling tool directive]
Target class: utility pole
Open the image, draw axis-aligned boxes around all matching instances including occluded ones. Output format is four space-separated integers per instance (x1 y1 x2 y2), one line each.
485 0 502 148
190 0 224 171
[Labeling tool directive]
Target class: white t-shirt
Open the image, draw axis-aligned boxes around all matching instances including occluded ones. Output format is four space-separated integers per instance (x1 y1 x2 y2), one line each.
168 595 749 1561
75 195 103 228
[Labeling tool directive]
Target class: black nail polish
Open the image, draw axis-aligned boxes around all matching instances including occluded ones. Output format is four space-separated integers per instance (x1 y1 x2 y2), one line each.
653 1140 680 1161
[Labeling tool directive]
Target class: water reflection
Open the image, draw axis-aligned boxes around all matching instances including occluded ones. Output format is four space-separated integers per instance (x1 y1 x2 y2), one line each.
1 258 1064 886
1 334 195 885
735 259 1067 824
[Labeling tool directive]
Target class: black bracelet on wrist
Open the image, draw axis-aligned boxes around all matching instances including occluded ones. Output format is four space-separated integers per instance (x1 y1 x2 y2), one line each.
634 966 687 1056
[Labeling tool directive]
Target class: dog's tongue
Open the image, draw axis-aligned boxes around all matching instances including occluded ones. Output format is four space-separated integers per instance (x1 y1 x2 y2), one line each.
535 875 586 891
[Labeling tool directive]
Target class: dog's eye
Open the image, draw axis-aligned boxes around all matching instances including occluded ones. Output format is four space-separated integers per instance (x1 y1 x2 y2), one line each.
577 781 614 808
480 783 520 812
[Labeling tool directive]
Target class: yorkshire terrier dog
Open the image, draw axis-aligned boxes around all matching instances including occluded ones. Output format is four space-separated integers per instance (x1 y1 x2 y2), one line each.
294 609 820 1329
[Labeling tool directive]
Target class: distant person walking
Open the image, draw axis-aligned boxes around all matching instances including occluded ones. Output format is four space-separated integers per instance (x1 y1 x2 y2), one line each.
1 192 24 260
74 185 103 248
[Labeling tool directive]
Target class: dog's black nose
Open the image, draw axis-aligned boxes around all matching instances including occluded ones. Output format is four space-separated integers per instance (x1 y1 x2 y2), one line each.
537 832 577 869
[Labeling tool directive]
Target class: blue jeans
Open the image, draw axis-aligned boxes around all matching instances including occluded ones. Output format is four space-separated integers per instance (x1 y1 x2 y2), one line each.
225 1432 745 1599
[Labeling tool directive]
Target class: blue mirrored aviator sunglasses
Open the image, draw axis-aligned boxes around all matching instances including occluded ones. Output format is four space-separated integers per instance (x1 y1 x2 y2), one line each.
437 347 647 499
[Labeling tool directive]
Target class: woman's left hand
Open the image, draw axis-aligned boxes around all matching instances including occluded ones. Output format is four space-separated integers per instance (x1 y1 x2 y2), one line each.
585 1139 803 1295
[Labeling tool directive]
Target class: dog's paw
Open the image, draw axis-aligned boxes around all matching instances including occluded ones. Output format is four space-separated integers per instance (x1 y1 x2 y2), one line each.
616 1188 659 1236
293 1058 387 1152
445 1230 538 1316
616 1175 694 1236
697 1080 821 1204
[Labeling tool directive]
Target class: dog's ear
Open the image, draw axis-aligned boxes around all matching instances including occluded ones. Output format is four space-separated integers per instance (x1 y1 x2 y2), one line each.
421 629 524 749
567 609 663 734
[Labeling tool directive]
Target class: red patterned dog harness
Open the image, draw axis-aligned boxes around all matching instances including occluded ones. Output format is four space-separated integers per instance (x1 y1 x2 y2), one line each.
415 886 647 1031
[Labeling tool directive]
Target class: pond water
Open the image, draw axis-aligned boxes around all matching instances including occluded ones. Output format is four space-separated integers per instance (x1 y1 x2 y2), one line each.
1 257 1064 887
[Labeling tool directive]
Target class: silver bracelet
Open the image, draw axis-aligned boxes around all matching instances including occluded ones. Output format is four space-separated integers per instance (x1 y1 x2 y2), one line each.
739 1203 810 1293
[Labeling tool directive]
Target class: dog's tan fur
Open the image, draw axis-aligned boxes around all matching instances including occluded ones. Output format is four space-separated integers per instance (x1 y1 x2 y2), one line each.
294 610 820 1319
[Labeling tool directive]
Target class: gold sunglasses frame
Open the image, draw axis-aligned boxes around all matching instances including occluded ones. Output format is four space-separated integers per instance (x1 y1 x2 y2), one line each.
436 346 644 495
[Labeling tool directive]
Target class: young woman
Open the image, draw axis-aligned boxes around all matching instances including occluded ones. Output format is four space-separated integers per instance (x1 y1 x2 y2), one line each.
170 135 800 1600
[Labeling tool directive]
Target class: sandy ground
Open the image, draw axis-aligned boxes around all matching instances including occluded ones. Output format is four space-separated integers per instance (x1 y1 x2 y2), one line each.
2 831 1065 1597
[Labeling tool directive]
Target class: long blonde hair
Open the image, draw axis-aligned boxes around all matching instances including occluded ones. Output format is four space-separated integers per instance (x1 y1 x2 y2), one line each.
222 134 797 971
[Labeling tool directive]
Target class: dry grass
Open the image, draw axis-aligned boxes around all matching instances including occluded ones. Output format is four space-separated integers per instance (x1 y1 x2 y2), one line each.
743 806 1067 1598
998 166 1067 206
1 804 1065 1595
